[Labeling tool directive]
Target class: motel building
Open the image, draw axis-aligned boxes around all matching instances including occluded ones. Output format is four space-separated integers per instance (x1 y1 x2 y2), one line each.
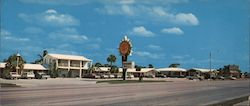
156 67 187 78
0 62 48 78
117 68 157 77
43 53 92 78
187 68 218 79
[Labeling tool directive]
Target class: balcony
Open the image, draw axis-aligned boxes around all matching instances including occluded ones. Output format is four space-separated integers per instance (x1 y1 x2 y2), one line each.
58 63 68 67
70 64 80 67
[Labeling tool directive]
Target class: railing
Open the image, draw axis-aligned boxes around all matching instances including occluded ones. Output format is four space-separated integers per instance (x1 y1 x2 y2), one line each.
58 63 68 67
70 64 80 67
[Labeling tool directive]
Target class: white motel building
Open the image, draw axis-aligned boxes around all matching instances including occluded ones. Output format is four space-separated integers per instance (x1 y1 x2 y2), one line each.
43 53 92 78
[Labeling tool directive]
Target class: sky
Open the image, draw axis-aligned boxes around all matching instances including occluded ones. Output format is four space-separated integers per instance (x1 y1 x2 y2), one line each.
0 0 249 72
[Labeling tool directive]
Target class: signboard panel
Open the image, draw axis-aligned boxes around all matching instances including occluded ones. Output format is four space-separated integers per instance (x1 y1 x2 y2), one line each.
123 61 134 69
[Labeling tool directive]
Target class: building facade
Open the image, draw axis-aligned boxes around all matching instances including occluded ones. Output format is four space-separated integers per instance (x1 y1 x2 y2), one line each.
43 53 92 78
0 62 47 78
157 67 187 78
219 64 241 78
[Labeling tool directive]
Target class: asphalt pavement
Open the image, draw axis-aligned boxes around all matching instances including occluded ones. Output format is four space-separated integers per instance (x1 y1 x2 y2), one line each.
0 79 249 106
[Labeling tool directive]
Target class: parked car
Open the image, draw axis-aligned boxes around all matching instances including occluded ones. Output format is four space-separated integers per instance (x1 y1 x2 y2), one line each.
147 74 155 78
115 74 122 78
217 76 225 80
228 76 237 80
35 72 50 79
127 74 134 78
156 74 166 78
9 72 21 79
21 72 35 79
186 75 204 80
101 74 109 79
93 74 101 79
108 74 115 78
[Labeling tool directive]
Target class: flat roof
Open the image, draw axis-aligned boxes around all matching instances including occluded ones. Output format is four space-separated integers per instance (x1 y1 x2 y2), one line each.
119 68 155 73
24 64 47 70
0 62 47 70
0 63 6 68
45 53 92 61
191 68 217 72
157 67 187 72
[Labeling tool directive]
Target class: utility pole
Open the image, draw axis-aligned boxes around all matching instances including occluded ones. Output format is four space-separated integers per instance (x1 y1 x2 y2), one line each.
209 52 212 79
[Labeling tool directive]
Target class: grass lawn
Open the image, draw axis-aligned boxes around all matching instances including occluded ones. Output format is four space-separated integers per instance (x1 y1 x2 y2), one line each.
0 83 21 88
96 80 170 84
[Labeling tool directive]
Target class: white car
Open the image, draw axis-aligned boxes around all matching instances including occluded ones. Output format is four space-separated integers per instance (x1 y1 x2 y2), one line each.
36 73 50 79
228 76 237 80
115 74 122 78
108 74 115 78
90 74 101 79
21 72 35 79
127 74 134 78
101 74 109 79
10 72 21 79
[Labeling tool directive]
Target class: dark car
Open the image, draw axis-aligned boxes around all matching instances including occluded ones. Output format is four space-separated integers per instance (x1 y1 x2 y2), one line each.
35 72 50 79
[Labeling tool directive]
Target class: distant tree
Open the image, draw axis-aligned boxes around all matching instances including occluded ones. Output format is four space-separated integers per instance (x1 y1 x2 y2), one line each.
169 63 180 68
33 50 48 64
148 64 154 68
135 65 142 71
103 64 110 67
110 66 119 73
87 65 95 74
107 54 116 66
3 53 26 78
94 62 102 67
49 62 58 78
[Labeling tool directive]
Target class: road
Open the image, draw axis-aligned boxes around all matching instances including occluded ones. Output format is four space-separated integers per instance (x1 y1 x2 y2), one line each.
1 79 249 106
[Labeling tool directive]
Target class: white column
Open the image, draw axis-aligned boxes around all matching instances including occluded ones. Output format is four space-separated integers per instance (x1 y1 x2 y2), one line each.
79 61 82 78
55 59 58 70
67 60 70 77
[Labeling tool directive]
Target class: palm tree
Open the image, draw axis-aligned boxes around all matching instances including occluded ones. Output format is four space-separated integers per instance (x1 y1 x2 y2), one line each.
169 63 180 68
3 53 25 78
107 54 116 66
148 64 154 68
33 50 48 64
94 62 102 67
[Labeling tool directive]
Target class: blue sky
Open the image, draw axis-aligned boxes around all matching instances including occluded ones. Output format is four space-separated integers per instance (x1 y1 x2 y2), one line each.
0 0 249 72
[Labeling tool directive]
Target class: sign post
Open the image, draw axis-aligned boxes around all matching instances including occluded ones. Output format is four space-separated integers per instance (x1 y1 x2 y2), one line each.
119 36 132 81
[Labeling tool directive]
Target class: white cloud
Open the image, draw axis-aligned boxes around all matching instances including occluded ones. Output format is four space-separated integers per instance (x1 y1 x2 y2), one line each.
49 28 88 42
134 51 164 59
20 0 188 5
103 0 188 5
161 27 184 35
19 0 92 6
1 29 11 36
23 27 44 34
4 36 30 42
121 5 134 16
100 4 199 26
119 0 135 4
46 48 79 55
174 13 199 25
131 26 154 37
85 44 100 50
1 29 30 42
46 9 57 14
18 9 79 27
148 45 162 50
